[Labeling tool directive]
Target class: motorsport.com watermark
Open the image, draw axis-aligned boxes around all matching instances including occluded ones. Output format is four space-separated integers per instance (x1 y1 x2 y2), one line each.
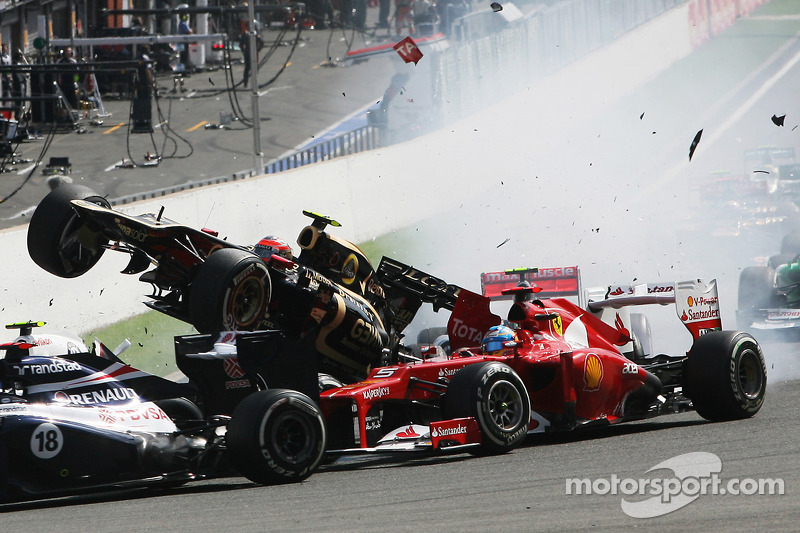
565 452 784 518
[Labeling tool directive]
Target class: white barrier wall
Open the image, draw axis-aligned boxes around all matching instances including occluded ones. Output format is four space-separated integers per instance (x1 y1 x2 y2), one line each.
0 4 692 334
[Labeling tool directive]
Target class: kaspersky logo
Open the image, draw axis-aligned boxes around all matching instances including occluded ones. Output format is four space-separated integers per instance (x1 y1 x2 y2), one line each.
584 353 603 391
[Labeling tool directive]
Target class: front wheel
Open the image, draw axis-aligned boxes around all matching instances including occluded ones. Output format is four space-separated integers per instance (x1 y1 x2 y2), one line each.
189 248 270 333
685 331 766 421
443 361 530 455
27 184 110 278
227 389 326 485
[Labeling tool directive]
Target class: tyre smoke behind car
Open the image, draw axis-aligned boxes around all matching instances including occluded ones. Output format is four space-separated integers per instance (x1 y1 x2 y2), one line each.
378 20 799 382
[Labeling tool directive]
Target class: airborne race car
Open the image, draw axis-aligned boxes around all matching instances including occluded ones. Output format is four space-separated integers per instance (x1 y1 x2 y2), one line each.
26 184 431 386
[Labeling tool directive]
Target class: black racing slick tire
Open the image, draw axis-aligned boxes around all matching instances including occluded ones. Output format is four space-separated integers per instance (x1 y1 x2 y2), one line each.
189 248 270 333
155 397 204 430
443 361 530 455
685 331 766 421
767 254 796 270
737 266 779 321
417 327 448 345
780 232 800 255
27 184 110 278
227 389 326 485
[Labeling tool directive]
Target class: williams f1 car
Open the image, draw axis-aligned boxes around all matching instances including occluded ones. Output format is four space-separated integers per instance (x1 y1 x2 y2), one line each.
0 321 327 503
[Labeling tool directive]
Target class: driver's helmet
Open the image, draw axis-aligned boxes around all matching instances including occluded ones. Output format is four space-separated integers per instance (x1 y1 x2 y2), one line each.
254 235 293 261
481 325 517 354
10 333 89 358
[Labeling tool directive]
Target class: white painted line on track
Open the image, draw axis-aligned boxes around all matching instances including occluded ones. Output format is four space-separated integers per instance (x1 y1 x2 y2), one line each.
257 85 293 97
17 163 38 175
638 33 800 202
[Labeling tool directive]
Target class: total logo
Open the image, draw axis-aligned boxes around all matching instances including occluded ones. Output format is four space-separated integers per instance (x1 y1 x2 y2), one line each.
431 424 468 438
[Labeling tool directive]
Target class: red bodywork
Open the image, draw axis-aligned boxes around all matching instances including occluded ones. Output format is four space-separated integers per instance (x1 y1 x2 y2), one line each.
319 289 656 452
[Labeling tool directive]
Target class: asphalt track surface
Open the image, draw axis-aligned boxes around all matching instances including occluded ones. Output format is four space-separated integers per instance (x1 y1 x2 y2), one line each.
0 24 397 230
2 378 797 531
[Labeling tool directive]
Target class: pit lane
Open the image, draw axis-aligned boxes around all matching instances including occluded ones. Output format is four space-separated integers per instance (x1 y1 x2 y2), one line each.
3 377 797 531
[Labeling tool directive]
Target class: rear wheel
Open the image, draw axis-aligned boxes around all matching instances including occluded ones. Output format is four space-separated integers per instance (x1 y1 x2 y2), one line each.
27 184 110 278
780 232 800 255
737 266 779 329
155 397 204 429
227 389 326 485
767 254 796 270
443 362 530 455
189 248 270 333
685 331 766 421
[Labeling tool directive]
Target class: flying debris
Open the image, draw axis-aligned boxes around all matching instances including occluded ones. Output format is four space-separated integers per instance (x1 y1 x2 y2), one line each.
208 77 215 86
640 112 645 120
393 37 423 65
689 129 703 161
496 237 510 248
771 114 786 126
491 2 503 11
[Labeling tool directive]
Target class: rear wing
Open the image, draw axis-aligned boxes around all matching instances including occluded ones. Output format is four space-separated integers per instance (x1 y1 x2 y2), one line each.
480 266 583 307
585 279 722 341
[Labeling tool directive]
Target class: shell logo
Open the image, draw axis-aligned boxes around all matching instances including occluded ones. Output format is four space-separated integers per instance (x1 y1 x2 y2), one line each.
584 352 603 391
687 296 694 307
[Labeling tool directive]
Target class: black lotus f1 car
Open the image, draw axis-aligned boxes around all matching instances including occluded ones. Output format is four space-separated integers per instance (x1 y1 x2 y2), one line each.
26 184 464 387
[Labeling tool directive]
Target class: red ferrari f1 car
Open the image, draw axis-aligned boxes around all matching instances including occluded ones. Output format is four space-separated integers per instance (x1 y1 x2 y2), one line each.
173 266 766 468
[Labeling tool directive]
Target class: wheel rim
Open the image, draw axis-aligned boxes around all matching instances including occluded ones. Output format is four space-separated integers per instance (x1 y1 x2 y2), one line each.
268 411 317 465
738 349 764 399
57 220 102 274
231 277 264 326
486 380 525 430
